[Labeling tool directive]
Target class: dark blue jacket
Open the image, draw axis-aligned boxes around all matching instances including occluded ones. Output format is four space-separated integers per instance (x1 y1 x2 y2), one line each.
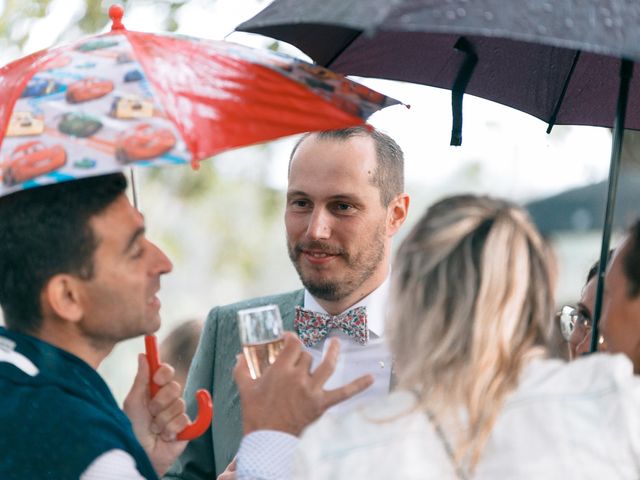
0 326 158 479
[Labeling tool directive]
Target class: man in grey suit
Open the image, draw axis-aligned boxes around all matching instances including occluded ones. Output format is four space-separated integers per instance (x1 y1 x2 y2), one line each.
166 126 410 479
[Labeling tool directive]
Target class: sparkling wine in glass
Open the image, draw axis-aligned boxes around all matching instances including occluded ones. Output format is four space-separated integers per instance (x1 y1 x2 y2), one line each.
237 305 284 379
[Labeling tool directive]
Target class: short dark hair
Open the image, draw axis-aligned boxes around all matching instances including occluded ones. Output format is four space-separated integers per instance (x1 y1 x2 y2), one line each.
585 249 613 283
624 219 640 297
289 126 404 206
0 173 127 333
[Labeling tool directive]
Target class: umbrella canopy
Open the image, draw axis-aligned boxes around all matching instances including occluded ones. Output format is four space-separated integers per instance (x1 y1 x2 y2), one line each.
0 5 399 197
238 0 640 133
239 0 640 353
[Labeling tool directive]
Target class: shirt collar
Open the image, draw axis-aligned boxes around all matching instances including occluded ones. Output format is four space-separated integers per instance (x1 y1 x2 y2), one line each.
303 275 390 338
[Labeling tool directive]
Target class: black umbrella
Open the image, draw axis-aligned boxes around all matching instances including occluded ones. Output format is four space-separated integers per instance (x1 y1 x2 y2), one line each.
238 0 640 352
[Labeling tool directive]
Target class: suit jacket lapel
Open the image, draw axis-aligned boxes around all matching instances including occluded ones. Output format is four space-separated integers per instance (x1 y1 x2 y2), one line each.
282 289 304 332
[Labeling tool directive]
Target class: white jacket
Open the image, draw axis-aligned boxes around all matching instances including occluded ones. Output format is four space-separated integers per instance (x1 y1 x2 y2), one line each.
293 353 640 479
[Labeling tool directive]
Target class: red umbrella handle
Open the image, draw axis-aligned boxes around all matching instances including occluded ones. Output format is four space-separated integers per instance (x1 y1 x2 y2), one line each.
144 335 213 441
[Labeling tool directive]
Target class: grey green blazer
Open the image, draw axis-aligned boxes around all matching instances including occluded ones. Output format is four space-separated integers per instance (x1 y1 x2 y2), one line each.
165 289 304 479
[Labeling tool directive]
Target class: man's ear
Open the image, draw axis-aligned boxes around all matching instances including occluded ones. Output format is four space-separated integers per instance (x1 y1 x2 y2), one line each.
41 274 85 324
386 193 410 236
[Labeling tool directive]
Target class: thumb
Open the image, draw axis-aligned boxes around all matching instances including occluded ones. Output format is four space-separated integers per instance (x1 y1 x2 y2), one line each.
233 354 253 392
130 353 151 397
123 354 152 415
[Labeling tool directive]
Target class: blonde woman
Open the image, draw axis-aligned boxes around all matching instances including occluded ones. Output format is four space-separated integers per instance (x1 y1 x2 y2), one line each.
235 195 640 479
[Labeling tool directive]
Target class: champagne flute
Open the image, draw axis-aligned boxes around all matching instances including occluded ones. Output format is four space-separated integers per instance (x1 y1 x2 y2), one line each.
237 304 285 379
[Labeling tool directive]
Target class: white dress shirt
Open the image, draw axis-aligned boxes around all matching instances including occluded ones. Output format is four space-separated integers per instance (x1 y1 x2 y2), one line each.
302 276 392 413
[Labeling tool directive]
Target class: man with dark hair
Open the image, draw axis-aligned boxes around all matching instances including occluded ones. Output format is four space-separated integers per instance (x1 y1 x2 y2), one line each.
168 126 410 479
600 219 640 372
0 173 189 479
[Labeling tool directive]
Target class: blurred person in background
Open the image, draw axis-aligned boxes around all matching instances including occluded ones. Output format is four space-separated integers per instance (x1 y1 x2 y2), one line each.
0 174 188 479
160 319 204 389
559 251 612 360
600 220 640 373
235 195 640 479
168 126 410 479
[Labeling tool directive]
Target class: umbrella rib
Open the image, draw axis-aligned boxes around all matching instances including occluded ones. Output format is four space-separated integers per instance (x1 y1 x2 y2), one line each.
324 31 363 69
546 50 581 134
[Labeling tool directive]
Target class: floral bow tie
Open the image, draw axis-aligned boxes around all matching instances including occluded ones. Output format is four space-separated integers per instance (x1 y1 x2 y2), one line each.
294 306 368 347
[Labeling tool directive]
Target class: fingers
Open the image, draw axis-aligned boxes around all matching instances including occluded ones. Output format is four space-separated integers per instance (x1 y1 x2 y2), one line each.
152 363 176 388
322 374 374 410
149 380 182 416
296 350 313 372
152 400 189 441
310 338 340 387
148 376 189 440
272 332 303 366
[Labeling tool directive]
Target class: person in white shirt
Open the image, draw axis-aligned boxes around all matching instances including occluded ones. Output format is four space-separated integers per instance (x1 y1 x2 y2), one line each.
167 126 410 479
235 195 640 480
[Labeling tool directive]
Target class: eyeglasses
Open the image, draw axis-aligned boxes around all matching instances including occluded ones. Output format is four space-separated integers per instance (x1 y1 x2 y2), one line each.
557 305 592 342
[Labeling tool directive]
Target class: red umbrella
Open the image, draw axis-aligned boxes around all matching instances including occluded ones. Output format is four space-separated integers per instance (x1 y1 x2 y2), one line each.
0 5 400 441
0 5 399 197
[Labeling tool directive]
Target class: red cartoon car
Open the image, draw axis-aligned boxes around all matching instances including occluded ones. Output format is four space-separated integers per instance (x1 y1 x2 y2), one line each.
66 78 114 103
115 124 176 163
2 141 67 186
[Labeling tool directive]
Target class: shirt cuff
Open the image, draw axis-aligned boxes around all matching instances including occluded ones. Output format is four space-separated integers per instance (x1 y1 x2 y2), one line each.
237 430 299 480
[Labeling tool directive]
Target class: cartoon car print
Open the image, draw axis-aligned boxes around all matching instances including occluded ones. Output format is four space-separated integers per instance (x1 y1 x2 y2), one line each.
21 78 65 98
75 62 97 69
110 95 154 119
115 123 176 163
73 158 97 169
2 141 67 186
42 55 72 71
66 78 114 103
297 63 341 81
58 113 102 138
116 53 133 64
338 81 387 105
75 39 118 52
124 69 143 82
6 111 45 137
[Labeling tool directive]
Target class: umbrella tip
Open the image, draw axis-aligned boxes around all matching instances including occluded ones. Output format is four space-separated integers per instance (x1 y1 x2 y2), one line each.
109 4 126 31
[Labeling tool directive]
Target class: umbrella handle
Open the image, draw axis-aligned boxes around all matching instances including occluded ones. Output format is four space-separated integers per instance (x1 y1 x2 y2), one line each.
144 335 213 441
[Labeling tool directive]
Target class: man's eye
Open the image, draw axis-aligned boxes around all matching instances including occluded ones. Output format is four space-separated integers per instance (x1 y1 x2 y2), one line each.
335 203 353 211
292 200 308 208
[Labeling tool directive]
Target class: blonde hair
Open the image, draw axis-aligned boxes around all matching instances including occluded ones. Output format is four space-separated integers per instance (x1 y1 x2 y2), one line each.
388 195 556 470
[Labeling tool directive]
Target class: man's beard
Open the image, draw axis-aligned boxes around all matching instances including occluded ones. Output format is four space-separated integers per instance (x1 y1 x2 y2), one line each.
287 226 386 302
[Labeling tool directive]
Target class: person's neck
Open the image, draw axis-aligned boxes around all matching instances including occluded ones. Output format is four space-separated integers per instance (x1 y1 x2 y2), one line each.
35 321 112 369
315 270 387 316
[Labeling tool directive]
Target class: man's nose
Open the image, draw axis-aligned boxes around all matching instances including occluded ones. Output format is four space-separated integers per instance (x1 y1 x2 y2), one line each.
149 241 173 275
306 208 331 240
